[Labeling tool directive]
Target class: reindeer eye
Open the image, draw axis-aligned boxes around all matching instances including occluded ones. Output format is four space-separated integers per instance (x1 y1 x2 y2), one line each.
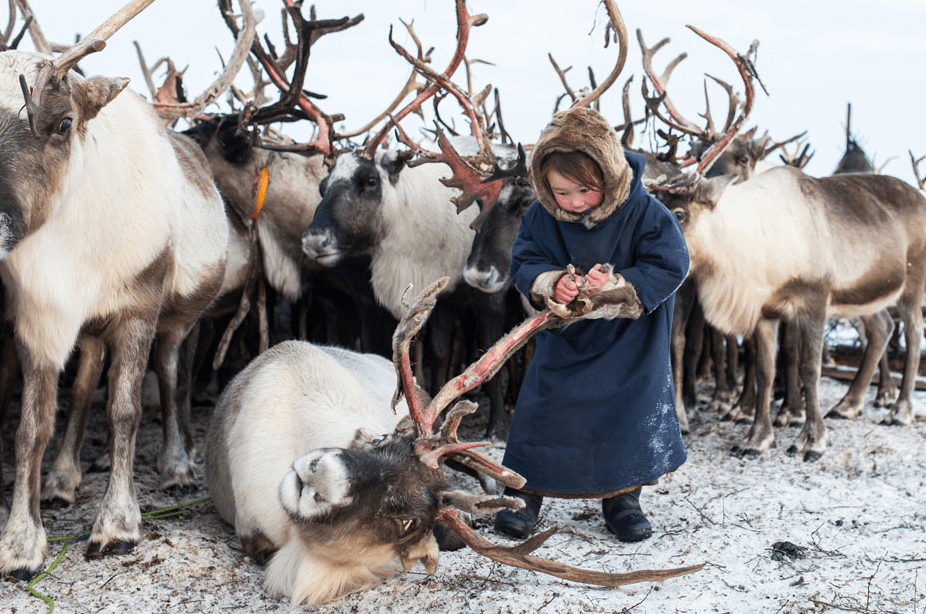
314 491 324 503
401 518 418 533
56 117 72 134
361 175 378 189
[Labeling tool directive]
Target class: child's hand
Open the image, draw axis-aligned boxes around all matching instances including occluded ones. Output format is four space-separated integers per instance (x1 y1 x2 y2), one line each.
581 264 609 295
554 273 580 304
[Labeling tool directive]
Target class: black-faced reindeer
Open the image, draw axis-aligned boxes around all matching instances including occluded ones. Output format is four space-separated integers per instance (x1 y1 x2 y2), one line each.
0 0 248 578
303 0 505 431
205 277 703 606
650 30 926 460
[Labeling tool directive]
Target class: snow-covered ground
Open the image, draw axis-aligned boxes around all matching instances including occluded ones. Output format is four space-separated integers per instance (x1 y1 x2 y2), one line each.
3 371 925 614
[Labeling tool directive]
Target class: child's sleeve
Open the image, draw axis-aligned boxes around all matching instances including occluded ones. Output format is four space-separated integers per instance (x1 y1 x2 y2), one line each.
509 205 567 310
617 197 691 314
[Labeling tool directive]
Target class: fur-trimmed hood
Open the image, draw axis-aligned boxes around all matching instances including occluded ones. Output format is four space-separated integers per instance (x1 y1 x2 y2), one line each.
530 106 632 229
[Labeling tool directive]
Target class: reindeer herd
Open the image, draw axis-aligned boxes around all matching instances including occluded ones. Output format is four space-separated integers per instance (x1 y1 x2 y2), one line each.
0 0 923 606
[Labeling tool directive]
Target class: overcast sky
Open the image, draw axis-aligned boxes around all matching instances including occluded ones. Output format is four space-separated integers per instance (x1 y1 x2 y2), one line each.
17 0 926 187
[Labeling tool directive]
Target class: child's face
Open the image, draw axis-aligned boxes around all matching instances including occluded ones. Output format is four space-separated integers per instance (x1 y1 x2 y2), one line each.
548 169 603 214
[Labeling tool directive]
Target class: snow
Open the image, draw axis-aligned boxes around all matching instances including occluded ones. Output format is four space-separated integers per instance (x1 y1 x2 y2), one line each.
3 374 925 614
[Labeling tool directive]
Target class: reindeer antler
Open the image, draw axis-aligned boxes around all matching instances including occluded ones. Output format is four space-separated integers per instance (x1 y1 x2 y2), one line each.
362 0 486 157
388 278 706 587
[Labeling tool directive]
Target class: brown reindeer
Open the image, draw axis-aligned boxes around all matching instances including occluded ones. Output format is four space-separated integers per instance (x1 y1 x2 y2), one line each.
649 33 926 459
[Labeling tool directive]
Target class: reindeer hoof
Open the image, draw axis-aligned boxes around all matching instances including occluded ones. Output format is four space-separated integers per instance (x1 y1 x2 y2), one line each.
803 450 823 463
85 539 136 559
4 567 36 582
786 444 798 456
42 496 73 510
163 482 199 496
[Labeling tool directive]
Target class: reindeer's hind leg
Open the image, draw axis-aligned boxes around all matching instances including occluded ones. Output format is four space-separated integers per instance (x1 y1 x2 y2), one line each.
85 318 156 558
736 319 778 457
153 323 199 492
886 288 925 425
670 279 695 433
0 354 59 579
788 316 829 462
827 312 891 420
42 336 107 507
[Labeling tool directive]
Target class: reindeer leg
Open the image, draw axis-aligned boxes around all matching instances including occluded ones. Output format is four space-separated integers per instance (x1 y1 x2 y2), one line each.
727 333 757 423
85 319 155 558
670 279 694 433
872 310 899 408
775 322 805 426
736 319 777 457
0 322 20 527
827 313 889 419
153 323 198 492
708 326 735 414
788 315 829 461
42 336 107 507
886 292 924 425
0 354 59 580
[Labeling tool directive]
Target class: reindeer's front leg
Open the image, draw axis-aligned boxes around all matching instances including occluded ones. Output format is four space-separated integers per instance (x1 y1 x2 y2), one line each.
42 336 107 507
788 315 829 461
85 319 156 558
0 354 60 580
736 319 777 457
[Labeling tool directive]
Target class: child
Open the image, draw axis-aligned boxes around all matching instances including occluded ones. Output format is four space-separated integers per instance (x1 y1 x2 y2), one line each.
494 106 690 543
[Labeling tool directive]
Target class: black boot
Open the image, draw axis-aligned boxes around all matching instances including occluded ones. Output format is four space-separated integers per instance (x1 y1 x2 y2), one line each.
602 487 653 543
494 488 543 540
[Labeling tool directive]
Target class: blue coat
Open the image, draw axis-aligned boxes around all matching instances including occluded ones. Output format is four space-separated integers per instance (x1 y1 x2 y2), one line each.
505 151 690 497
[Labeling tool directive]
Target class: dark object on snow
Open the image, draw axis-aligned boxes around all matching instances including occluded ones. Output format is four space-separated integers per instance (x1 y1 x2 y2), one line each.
770 541 807 561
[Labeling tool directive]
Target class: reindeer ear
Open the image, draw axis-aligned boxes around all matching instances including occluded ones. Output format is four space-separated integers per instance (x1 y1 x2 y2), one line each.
381 148 416 185
77 76 130 124
695 173 738 208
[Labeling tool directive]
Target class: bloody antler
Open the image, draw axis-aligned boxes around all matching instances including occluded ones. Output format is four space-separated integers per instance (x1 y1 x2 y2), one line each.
390 278 707 587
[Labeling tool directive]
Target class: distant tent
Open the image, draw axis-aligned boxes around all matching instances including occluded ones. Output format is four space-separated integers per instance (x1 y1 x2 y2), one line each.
833 103 873 175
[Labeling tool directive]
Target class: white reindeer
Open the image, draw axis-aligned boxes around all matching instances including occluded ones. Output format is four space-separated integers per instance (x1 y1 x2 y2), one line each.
0 17 231 578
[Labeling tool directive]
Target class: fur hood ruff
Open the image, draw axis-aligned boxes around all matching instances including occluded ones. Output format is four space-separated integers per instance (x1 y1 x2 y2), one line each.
530 106 632 229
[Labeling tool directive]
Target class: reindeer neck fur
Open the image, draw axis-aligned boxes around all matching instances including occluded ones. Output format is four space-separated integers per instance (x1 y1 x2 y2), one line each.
0 74 175 367
255 152 327 301
371 160 477 319
686 166 821 335
265 537 402 606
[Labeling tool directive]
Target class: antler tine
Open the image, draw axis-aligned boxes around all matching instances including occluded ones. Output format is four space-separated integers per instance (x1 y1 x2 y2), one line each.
439 508 705 587
424 309 560 434
391 277 451 436
12 0 51 54
761 129 807 160
340 19 430 139
573 0 627 109
51 0 156 79
701 74 740 137
909 150 925 190
685 25 759 177
153 0 258 121
363 0 486 157
637 29 703 135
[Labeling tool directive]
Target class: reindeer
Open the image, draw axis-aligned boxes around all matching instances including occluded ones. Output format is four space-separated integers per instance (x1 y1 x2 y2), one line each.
25 0 258 513
649 30 926 460
302 0 515 434
205 277 703 606
0 0 247 578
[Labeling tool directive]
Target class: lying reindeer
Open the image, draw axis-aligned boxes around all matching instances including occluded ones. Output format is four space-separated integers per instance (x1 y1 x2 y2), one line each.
205 278 703 605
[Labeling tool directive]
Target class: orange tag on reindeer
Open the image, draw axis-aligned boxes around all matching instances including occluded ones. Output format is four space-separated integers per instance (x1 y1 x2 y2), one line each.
251 166 270 221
